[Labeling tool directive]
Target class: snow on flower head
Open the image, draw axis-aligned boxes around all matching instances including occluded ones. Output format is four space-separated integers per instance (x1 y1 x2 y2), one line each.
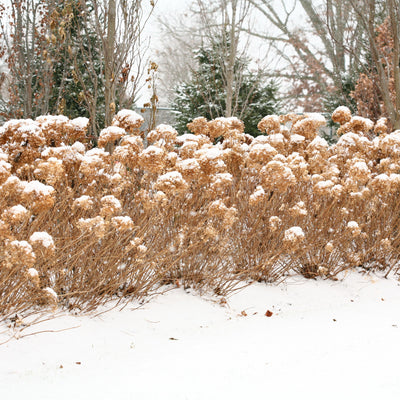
332 106 352 125
283 226 305 248
73 195 94 211
5 240 36 267
43 287 58 305
29 231 55 249
257 115 281 134
98 126 126 148
111 216 134 231
112 109 144 133
154 171 188 195
1 205 30 224
100 195 122 217
346 221 361 237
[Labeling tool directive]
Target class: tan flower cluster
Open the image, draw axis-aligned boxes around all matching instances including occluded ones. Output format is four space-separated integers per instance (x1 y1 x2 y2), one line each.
111 109 144 134
154 171 188 195
29 231 55 257
291 113 326 140
76 216 107 238
98 126 126 148
288 201 308 217
187 117 210 136
249 185 267 206
208 199 238 228
100 195 122 217
261 158 297 193
111 216 134 231
5 239 36 268
79 148 110 177
36 115 89 146
0 159 12 184
246 142 278 167
73 195 94 211
113 135 144 169
1 205 30 224
374 117 388 135
332 106 352 125
346 221 362 237
283 226 305 249
257 115 281 134
138 145 167 173
20 181 55 213
337 116 374 137
34 157 65 186
207 117 245 140
147 124 178 150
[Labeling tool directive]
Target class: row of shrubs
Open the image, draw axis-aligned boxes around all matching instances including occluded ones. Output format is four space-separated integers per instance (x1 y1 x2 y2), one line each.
0 107 399 321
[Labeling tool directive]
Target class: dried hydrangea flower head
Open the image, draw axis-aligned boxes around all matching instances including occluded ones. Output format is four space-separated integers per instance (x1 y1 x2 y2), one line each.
257 115 281 134
100 195 122 217
29 231 55 257
374 118 388 136
206 117 244 140
77 216 108 238
147 124 178 150
20 180 55 213
332 106 352 125
0 158 12 184
346 221 362 237
194 146 227 177
111 109 144 134
261 158 297 193
73 195 94 211
175 158 201 182
187 117 210 136
34 157 65 186
1 205 30 225
5 239 36 268
291 113 326 141
98 126 126 148
111 216 134 231
138 145 167 173
154 171 188 195
79 148 110 177
26 267 40 287
283 226 305 250
249 185 267 206
113 135 144 169
337 116 374 137
246 141 278 168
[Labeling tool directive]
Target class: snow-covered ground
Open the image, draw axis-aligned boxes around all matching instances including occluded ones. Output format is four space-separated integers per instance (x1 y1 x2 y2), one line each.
1 271 400 400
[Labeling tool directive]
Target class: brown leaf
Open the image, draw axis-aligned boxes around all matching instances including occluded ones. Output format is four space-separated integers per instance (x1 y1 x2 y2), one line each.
265 310 273 317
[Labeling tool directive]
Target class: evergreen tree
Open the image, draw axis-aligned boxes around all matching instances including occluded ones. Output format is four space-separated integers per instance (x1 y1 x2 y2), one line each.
48 0 105 135
172 39 280 137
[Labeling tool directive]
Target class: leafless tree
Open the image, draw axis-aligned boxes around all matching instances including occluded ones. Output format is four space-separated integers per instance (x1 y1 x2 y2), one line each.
348 0 400 129
158 0 262 119
75 0 156 131
0 0 57 119
247 0 365 111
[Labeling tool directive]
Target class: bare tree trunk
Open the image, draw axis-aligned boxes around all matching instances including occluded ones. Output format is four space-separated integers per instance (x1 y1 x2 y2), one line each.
225 0 237 117
104 0 116 127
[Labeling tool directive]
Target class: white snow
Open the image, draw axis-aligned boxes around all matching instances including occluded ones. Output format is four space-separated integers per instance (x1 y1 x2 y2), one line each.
347 221 359 229
29 232 54 249
70 117 89 131
284 226 305 241
22 180 55 196
1 271 400 399
290 133 306 144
